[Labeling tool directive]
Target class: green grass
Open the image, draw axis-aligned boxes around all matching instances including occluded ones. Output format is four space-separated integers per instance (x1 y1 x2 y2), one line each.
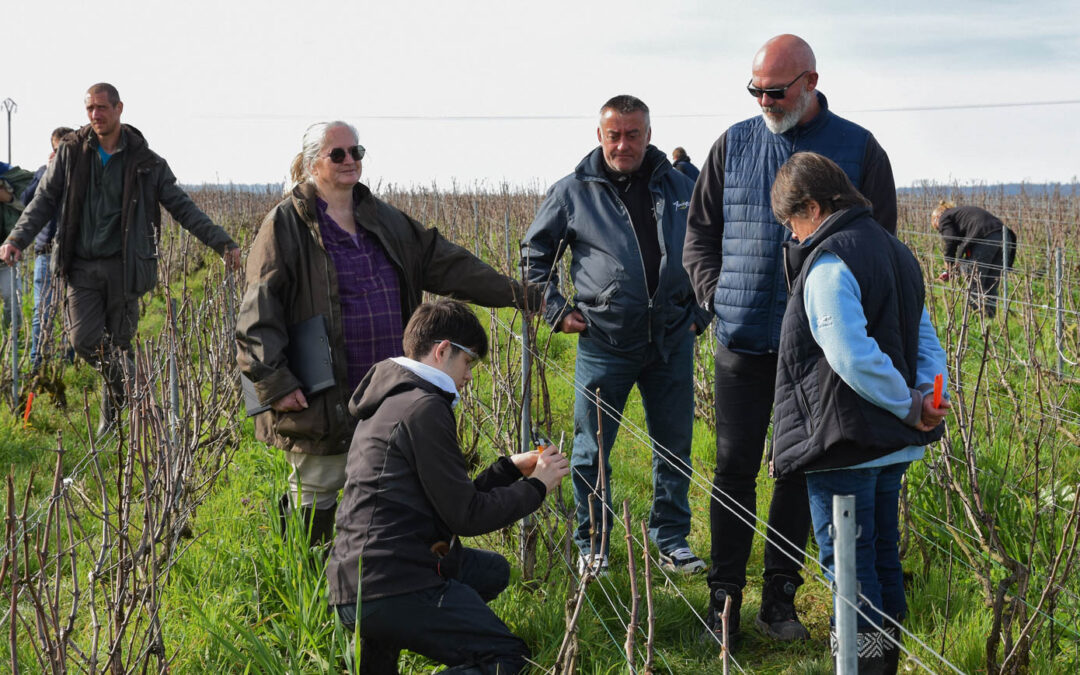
162 444 356 673
4 190 1080 673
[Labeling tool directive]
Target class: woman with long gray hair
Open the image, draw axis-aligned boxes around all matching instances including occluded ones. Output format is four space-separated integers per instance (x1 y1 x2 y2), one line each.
235 121 540 545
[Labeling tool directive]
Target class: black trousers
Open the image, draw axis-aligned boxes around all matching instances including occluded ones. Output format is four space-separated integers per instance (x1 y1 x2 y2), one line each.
963 227 1017 317
707 344 812 590
337 548 530 674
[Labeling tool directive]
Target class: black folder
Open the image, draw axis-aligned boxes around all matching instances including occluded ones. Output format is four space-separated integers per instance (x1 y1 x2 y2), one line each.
242 315 336 417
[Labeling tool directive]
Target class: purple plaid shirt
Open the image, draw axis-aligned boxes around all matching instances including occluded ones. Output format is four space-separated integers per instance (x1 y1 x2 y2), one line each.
316 198 403 394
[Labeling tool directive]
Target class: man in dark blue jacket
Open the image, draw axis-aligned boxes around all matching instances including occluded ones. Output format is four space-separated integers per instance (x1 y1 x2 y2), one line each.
523 95 712 577
683 34 897 647
21 126 75 371
672 147 700 182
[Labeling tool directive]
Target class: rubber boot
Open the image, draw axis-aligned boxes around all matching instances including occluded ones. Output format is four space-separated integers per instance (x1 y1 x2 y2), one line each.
277 494 291 539
95 353 131 439
279 496 336 547
701 582 742 649
304 503 338 547
831 629 887 674
96 382 118 439
858 629 887 674
756 573 811 641
883 621 901 675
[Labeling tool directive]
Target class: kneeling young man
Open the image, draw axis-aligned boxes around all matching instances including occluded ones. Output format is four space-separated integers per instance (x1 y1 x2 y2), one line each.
328 299 570 674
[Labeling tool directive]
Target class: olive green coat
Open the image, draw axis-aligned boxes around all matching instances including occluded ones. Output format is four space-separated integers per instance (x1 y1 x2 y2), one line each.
235 181 539 456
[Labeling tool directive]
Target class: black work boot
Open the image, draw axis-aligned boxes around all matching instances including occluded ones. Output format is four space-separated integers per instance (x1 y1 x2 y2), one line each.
756 573 811 641
701 582 742 649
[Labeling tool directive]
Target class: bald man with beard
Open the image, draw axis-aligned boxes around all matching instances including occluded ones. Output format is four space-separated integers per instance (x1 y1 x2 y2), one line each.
683 34 897 650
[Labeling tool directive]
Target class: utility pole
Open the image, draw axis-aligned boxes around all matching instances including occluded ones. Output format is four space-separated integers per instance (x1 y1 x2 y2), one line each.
2 98 16 163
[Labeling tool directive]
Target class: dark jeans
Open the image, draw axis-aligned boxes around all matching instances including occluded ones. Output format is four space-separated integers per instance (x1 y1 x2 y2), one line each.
571 332 695 555
30 252 66 368
0 264 18 333
335 548 529 674
707 344 811 590
963 227 1017 317
806 463 909 630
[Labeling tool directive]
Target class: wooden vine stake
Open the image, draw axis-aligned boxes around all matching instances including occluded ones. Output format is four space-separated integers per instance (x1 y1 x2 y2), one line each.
623 500 638 672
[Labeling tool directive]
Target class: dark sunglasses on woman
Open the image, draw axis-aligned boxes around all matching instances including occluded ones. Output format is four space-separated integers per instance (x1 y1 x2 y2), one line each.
324 145 366 163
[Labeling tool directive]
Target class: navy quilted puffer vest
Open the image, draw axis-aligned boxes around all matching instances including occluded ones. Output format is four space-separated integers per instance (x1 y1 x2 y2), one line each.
713 93 872 354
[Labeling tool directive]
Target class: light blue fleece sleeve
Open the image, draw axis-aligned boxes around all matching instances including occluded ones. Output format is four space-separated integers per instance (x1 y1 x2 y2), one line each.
804 252 918 421
914 308 948 396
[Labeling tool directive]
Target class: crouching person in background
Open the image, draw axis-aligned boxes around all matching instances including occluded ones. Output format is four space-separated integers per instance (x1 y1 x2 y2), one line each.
327 299 570 674
768 153 951 673
930 201 1017 317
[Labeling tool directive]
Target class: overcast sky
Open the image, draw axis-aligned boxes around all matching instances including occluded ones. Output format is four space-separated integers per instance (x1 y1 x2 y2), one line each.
6 0 1078 191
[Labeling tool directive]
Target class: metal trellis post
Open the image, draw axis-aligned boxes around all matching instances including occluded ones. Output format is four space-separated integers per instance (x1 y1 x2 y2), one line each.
833 494 857 674
1055 247 1064 378
2 98 16 163
518 309 537 578
504 209 511 275
473 200 481 257
1000 225 1009 317
9 264 18 407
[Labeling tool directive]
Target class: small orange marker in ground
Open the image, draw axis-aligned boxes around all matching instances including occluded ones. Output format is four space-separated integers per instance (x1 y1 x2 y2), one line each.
933 374 943 409
23 392 35 427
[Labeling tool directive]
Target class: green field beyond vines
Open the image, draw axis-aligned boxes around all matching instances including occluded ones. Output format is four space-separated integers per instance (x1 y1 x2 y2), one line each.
2 183 1078 674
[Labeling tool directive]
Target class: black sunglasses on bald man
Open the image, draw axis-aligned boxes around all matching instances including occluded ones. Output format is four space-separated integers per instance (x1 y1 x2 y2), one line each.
746 71 809 100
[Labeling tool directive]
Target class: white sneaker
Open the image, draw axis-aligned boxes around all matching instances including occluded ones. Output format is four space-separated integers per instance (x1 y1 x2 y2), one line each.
659 547 707 574
577 552 609 577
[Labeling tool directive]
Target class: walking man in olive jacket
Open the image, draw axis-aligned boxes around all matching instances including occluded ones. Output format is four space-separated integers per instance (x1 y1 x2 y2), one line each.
0 83 241 435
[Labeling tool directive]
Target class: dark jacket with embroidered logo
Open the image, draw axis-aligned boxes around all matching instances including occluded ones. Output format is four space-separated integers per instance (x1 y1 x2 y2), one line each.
771 207 944 477
326 359 546 605
5 124 237 296
521 144 710 359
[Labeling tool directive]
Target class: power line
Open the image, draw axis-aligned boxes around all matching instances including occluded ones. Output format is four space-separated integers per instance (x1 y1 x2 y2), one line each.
843 99 1080 114
195 99 1080 123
